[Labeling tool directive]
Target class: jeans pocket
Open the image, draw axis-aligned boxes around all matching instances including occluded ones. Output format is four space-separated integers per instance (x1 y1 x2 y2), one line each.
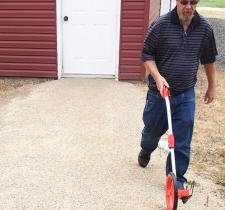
144 90 160 110
142 91 165 129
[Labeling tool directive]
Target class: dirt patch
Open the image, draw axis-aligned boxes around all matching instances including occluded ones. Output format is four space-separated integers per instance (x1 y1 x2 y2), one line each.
190 9 225 190
193 68 225 189
0 77 49 92
0 77 50 103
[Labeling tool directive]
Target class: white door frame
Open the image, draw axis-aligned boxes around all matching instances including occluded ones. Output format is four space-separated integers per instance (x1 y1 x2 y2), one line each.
56 0 121 80
56 0 63 79
160 0 176 16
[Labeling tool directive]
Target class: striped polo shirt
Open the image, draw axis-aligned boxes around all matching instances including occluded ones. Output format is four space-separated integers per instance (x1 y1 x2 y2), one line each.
141 7 218 94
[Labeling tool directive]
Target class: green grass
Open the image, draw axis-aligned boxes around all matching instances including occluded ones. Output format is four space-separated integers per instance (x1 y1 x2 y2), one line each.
198 0 225 8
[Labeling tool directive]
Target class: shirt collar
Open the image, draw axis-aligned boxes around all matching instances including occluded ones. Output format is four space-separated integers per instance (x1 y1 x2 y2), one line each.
170 6 201 28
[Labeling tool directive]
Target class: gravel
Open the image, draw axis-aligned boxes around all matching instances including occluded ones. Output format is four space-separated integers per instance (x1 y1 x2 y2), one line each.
207 18 225 68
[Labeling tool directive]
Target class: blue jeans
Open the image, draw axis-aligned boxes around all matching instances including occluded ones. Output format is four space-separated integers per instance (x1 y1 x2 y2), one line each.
141 87 195 183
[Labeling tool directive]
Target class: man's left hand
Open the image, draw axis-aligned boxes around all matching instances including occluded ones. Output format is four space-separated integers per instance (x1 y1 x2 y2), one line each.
204 87 216 104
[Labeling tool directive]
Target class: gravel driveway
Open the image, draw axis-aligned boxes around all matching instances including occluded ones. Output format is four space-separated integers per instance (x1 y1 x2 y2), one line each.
207 18 225 68
0 79 224 210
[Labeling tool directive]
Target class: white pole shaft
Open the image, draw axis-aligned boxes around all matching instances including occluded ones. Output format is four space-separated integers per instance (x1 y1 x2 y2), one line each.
165 96 176 176
170 149 176 176
165 97 172 134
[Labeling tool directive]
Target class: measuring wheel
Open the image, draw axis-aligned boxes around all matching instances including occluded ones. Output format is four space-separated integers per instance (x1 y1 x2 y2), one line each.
166 172 178 210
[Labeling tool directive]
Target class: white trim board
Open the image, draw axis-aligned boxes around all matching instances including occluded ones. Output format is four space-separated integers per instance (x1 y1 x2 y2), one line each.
56 0 63 79
62 74 115 79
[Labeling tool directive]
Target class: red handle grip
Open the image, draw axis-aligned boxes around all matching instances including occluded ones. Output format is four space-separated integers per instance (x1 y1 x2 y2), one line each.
163 86 170 97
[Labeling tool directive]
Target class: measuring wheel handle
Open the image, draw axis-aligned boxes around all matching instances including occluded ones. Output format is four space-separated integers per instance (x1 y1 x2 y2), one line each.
163 86 170 98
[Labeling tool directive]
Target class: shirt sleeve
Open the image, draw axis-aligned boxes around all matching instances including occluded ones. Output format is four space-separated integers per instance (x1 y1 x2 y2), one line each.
141 21 160 62
200 28 218 64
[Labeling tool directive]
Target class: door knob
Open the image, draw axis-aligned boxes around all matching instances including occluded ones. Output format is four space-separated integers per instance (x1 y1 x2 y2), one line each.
64 16 69 21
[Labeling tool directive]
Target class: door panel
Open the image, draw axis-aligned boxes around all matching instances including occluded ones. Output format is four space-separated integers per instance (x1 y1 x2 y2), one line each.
62 0 119 75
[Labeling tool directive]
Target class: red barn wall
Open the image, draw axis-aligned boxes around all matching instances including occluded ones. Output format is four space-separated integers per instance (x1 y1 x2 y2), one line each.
0 0 57 78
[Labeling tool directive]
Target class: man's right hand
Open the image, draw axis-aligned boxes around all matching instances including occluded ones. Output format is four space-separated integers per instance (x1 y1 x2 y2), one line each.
155 76 170 97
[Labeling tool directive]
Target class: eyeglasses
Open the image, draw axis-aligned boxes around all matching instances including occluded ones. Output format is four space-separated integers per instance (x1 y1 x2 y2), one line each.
179 0 199 5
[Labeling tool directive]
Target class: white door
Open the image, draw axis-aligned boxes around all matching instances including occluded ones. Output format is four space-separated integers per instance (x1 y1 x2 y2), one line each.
62 0 120 76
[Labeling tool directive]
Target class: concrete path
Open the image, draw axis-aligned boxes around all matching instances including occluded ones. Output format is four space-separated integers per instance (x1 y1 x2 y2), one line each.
0 79 223 210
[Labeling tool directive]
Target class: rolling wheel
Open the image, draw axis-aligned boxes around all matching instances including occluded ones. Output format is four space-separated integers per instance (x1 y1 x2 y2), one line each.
166 172 178 210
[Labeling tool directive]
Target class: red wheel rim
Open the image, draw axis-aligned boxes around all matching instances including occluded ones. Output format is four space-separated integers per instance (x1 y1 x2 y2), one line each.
166 173 178 210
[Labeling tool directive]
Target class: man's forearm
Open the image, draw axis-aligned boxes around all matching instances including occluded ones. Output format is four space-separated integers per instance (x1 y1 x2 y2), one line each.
143 60 161 81
203 63 217 104
143 60 169 95
204 63 216 88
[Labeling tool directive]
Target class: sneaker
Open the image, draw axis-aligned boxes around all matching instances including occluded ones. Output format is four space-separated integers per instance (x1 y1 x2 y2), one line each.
138 149 151 168
177 181 185 189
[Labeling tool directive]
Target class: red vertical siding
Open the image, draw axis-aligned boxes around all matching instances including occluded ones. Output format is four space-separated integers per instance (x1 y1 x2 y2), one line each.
119 0 150 80
0 0 57 78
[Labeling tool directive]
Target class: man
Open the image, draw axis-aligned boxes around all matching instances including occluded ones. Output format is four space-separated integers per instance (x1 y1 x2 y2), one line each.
138 0 217 194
